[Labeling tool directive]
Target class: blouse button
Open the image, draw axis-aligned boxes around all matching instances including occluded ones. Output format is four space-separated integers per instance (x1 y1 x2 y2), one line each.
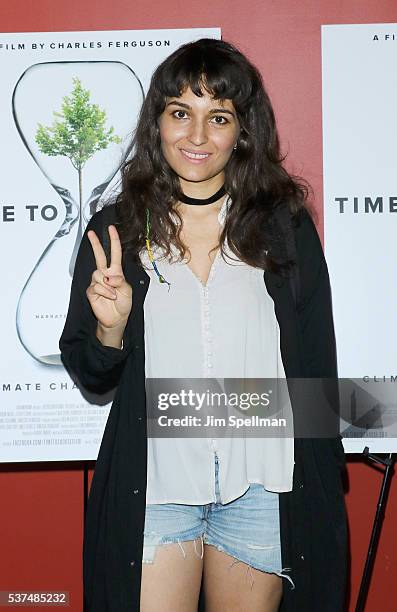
133 489 139 494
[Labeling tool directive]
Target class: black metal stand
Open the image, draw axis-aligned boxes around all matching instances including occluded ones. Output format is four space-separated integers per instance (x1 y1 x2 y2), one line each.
355 447 395 612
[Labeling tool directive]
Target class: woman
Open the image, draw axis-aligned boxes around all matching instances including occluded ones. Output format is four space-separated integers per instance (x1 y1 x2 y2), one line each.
60 39 348 612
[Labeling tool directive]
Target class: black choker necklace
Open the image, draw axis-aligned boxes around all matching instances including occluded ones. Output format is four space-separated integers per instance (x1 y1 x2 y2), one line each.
179 185 226 206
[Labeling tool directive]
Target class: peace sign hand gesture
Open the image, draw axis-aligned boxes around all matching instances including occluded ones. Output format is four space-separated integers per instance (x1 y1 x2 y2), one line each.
86 225 133 337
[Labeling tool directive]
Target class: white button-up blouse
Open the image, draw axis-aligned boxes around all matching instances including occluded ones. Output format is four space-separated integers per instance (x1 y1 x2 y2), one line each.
139 196 295 505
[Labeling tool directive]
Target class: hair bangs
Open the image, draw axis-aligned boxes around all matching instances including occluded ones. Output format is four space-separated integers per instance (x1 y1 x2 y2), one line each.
158 44 254 110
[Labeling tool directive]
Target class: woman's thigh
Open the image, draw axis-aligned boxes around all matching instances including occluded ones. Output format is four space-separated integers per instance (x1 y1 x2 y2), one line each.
141 537 204 612
202 480 294 611
203 544 283 612
140 502 205 612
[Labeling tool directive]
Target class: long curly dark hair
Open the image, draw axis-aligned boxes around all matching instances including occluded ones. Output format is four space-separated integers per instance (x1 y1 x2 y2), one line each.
112 38 309 273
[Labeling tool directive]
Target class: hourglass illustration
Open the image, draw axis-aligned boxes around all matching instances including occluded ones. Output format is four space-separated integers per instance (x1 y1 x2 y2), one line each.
13 61 144 365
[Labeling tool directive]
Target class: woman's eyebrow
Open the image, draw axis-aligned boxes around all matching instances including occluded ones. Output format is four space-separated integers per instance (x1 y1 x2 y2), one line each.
166 101 191 109
166 100 236 117
209 108 236 117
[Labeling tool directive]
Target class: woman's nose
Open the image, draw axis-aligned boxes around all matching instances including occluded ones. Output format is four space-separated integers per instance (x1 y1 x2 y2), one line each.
187 119 208 146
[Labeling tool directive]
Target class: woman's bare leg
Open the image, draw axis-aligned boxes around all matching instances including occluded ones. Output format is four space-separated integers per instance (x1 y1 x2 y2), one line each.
140 536 204 612
202 543 283 612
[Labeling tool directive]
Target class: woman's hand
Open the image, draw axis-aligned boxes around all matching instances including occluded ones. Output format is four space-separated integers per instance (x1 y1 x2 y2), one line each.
86 225 133 336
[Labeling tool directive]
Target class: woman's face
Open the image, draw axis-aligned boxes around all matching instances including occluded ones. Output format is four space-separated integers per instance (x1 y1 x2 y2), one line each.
158 86 240 194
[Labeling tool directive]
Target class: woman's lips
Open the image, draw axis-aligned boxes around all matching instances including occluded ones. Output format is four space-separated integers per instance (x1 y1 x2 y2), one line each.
179 148 211 163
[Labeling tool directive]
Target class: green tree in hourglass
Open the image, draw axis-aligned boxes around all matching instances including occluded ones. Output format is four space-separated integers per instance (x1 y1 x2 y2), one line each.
35 76 121 220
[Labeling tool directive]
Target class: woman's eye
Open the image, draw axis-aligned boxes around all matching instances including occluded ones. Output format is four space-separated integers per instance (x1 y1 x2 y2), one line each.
211 115 228 125
173 110 188 119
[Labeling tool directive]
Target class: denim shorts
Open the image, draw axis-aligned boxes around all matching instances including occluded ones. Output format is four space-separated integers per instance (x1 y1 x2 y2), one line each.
142 455 295 590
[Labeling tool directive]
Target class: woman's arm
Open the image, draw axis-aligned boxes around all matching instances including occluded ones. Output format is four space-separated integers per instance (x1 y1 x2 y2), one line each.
294 208 346 467
59 209 134 394
294 208 338 379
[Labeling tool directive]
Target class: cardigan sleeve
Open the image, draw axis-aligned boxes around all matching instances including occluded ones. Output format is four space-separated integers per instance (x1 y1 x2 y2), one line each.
59 209 134 394
294 209 347 466
294 209 338 379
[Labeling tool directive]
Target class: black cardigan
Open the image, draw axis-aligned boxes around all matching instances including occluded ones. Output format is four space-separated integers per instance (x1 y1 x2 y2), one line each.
59 202 348 612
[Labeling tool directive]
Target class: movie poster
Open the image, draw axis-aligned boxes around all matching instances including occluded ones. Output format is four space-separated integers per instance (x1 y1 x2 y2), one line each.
322 24 397 452
0 27 221 461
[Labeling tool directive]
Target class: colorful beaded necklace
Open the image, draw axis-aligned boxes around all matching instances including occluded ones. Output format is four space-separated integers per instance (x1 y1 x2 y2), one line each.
145 208 171 291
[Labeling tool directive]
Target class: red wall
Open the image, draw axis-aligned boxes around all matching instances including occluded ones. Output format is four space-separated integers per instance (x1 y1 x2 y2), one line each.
1 2 397 610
